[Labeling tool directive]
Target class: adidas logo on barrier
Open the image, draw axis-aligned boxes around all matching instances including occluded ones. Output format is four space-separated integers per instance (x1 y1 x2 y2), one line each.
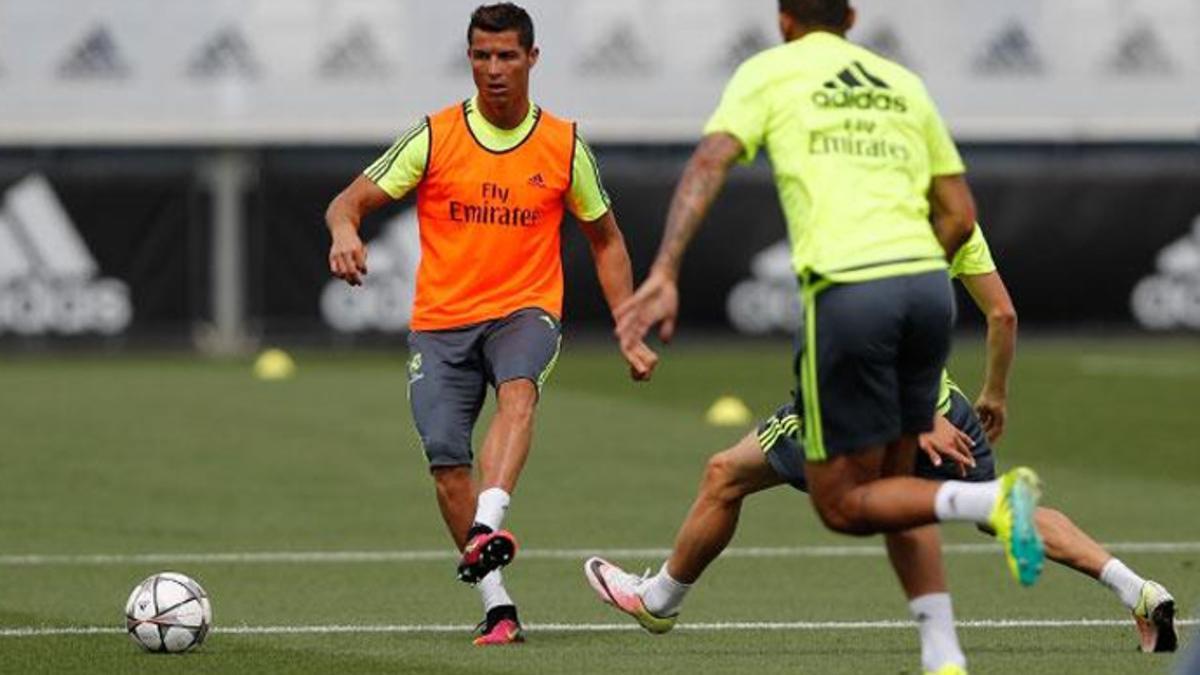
58 26 130 79
973 22 1043 75
0 175 132 336
1108 24 1174 75
576 22 654 76
320 208 421 333
318 24 389 79
726 240 800 335
811 61 907 112
1130 215 1200 330
186 26 259 79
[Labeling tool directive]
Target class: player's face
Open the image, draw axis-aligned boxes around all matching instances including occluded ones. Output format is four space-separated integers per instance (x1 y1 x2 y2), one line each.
468 29 538 108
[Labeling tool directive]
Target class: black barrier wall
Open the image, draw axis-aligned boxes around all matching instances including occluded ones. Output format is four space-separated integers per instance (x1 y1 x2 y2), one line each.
1 145 1198 345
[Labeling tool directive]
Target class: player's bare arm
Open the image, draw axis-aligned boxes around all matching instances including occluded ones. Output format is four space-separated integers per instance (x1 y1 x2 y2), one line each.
961 271 1018 442
578 210 659 381
324 175 391 286
615 133 743 348
928 174 977 261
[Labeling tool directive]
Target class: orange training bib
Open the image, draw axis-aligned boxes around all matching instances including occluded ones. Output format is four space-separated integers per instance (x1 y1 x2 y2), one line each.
412 102 575 331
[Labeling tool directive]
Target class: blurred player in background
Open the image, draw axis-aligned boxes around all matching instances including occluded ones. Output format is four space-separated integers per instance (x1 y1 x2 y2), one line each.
612 1 1045 672
589 223 1178 654
325 2 656 646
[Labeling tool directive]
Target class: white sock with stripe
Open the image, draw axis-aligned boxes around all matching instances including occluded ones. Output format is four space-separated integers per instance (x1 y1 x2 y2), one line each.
934 480 998 524
474 488 510 531
639 563 690 617
1099 558 1145 610
910 593 966 672
477 570 513 611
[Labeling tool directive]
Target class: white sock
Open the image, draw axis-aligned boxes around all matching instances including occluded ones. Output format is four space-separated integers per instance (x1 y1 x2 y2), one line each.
474 488 510 531
477 570 513 611
934 480 999 524
909 593 966 672
1099 558 1145 610
639 563 691 617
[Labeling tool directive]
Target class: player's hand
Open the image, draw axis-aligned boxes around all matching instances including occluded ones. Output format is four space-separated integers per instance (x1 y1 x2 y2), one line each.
614 269 679 351
918 415 976 477
622 340 659 382
329 223 368 286
974 391 1007 444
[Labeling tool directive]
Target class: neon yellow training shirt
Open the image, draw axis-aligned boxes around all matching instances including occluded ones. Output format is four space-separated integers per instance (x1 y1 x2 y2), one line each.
365 97 612 222
705 31 966 283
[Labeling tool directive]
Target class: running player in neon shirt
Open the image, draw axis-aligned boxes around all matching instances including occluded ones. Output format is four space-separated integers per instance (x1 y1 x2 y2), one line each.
325 3 657 646
613 2 1044 672
588 224 1178 655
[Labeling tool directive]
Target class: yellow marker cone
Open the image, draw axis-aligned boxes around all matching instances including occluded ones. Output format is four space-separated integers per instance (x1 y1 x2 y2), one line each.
705 395 752 427
253 348 296 381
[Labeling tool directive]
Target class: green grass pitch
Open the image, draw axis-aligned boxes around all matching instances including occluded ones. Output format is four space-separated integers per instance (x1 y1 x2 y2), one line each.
0 337 1197 674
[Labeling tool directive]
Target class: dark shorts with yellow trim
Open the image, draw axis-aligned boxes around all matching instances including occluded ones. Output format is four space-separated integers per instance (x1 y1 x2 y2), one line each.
797 270 954 461
759 388 996 491
406 307 562 468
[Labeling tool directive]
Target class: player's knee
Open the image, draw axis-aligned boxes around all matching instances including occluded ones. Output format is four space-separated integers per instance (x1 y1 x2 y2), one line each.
425 438 472 474
701 452 748 504
811 495 871 536
496 380 538 422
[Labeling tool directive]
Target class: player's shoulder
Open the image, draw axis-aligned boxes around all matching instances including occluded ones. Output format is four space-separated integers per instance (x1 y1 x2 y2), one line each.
532 105 575 132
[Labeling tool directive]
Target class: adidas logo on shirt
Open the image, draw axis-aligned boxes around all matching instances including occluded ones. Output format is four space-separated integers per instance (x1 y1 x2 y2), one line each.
527 173 547 189
811 61 907 113
0 174 132 335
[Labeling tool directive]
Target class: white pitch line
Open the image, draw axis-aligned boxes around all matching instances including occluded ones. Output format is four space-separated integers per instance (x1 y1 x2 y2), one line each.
2 618 1197 638
1 541 1197 567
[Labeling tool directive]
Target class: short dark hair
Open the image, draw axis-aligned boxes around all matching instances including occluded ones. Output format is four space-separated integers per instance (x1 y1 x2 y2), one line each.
468 3 535 51
778 0 850 28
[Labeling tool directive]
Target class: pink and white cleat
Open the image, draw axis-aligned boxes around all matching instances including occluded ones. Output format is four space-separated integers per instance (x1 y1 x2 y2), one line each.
583 557 677 634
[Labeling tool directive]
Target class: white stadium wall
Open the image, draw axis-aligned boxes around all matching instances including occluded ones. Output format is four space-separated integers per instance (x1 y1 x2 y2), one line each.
0 0 1197 145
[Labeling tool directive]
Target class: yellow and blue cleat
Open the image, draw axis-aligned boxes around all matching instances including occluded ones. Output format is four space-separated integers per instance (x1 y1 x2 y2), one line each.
988 467 1044 587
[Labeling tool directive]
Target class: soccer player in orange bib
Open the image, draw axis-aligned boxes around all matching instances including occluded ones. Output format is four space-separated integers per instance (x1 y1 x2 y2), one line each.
324 3 657 646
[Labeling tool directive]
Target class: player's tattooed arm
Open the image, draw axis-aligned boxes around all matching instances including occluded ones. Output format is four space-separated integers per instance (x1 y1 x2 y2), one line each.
615 133 742 347
651 133 744 280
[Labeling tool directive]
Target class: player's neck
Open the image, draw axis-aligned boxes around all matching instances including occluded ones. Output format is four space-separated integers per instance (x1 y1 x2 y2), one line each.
783 26 846 43
475 96 530 131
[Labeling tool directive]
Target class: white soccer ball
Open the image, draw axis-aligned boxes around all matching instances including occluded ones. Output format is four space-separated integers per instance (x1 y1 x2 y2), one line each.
124 572 213 653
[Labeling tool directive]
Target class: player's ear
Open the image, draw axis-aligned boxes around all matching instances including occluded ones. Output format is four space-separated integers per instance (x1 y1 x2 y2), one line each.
844 6 857 32
777 12 796 42
528 45 540 68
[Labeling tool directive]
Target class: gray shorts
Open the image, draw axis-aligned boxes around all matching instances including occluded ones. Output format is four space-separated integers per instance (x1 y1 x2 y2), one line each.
797 270 954 460
759 388 996 492
406 307 562 468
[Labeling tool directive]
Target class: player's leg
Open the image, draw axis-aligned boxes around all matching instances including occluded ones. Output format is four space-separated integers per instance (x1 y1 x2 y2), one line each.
455 309 561 585
801 273 1043 584
587 428 788 631
880 434 967 674
666 430 788 584
930 389 1177 652
408 330 520 644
